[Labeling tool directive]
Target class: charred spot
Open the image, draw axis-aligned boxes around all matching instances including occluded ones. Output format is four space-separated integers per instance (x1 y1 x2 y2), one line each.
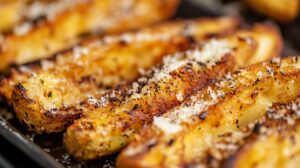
253 122 261 134
78 31 92 39
44 108 59 117
167 139 175 146
254 78 260 85
28 15 47 25
109 97 119 102
121 91 128 99
184 35 196 44
132 104 139 111
122 122 131 130
153 83 160 92
16 83 26 92
47 91 52 97
119 39 128 46
250 93 255 99
199 112 207 120
204 33 218 39
147 141 157 150
235 119 240 129
127 104 139 116
40 79 44 84
197 61 205 67
280 71 286 76
206 154 214 165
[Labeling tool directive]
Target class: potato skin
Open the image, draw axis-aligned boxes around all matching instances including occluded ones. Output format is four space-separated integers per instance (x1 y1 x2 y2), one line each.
64 24 282 160
0 0 180 70
118 56 300 168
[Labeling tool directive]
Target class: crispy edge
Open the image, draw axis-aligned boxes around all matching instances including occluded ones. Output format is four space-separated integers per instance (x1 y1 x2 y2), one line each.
117 57 300 168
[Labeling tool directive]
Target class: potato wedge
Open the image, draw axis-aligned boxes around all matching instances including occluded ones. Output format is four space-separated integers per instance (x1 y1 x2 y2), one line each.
0 0 180 70
64 24 281 160
5 17 241 133
227 97 300 168
245 0 299 22
117 56 300 168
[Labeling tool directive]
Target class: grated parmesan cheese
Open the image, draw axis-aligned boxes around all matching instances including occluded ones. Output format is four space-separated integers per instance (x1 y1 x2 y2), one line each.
151 39 231 82
24 0 83 21
14 22 32 36
72 46 89 59
256 71 264 78
154 99 217 134
176 92 184 101
41 60 55 71
153 117 182 134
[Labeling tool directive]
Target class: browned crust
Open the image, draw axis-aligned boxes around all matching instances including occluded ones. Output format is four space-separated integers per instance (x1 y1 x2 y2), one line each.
64 24 282 160
4 17 240 134
117 57 300 167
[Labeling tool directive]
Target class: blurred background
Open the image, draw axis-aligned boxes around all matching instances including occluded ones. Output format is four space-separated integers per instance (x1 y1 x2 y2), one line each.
178 0 300 56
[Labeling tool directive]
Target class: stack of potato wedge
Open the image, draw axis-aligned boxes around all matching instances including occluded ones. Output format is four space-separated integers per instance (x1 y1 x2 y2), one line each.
1 1 300 167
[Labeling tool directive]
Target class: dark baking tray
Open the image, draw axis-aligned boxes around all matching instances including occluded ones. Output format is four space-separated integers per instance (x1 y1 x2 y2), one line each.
0 0 299 167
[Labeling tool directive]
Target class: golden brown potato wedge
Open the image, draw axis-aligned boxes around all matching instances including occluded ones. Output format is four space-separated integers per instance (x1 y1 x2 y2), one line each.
227 97 300 168
5 17 241 133
0 0 180 70
117 56 300 168
245 0 299 22
64 24 282 160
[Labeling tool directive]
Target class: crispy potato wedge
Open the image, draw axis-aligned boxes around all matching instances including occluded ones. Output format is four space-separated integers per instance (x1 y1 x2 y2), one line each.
117 56 300 168
245 0 299 22
227 97 300 168
0 0 180 70
5 17 241 133
64 24 282 160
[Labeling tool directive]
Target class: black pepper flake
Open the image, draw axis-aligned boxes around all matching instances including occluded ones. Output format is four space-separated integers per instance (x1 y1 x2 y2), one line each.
109 97 118 102
16 83 26 92
147 141 157 149
167 139 175 146
199 112 207 120
253 123 261 133
47 91 52 97
235 119 240 128
132 104 139 111
280 71 286 76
